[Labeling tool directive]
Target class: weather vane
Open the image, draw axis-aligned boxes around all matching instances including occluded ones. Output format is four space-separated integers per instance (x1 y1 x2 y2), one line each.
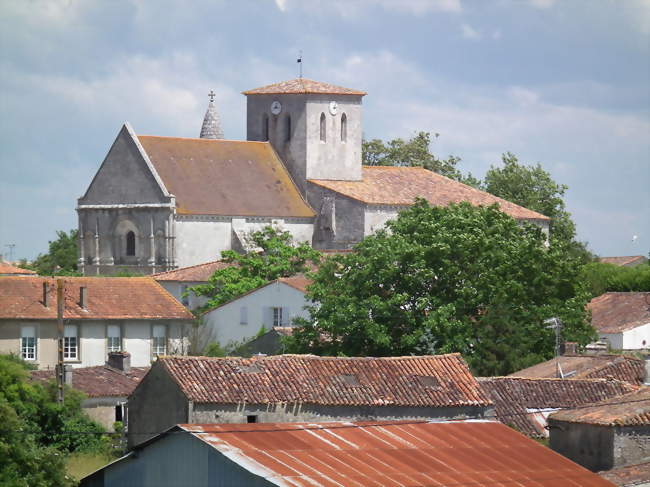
297 50 303 78
208 90 215 103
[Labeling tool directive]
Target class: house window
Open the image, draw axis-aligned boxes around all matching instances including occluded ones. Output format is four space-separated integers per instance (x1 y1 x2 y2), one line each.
285 115 291 142
319 112 326 142
115 403 124 423
272 307 283 327
152 324 167 356
240 306 248 325
180 284 189 307
107 324 121 353
262 113 269 141
126 231 136 256
246 415 257 424
341 113 347 142
21 326 36 360
64 325 78 360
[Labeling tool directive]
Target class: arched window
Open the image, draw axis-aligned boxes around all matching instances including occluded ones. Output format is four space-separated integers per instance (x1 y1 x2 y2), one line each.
126 231 136 256
319 113 326 143
262 113 269 141
340 113 347 142
285 115 291 142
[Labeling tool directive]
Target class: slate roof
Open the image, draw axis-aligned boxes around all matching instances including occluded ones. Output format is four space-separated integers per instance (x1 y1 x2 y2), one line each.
137 135 315 218
599 461 650 487
152 260 232 282
549 386 650 426
242 78 366 96
509 354 646 385
0 276 194 320
478 377 638 437
309 166 550 221
589 292 650 334
599 256 648 267
32 366 149 398
172 421 610 487
0 262 36 275
155 354 492 407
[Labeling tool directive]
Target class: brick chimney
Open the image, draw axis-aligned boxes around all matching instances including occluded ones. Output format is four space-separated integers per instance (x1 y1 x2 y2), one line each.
79 286 88 309
108 351 131 373
562 342 578 355
42 282 49 307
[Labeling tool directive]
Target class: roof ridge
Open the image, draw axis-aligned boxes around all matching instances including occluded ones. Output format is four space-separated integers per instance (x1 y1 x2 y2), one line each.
152 259 225 277
138 134 269 144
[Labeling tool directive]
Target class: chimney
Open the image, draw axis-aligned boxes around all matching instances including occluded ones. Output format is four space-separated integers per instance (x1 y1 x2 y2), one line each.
64 364 73 386
42 282 49 307
644 354 650 386
79 286 87 309
108 351 131 373
562 342 578 355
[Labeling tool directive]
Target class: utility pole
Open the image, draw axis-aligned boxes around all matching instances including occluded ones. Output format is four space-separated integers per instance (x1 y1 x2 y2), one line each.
56 279 65 405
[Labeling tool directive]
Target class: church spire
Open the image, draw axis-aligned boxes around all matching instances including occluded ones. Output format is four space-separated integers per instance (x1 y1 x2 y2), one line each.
199 90 224 139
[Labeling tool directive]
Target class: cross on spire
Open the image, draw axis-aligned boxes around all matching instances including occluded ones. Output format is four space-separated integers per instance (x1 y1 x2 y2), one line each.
208 90 215 103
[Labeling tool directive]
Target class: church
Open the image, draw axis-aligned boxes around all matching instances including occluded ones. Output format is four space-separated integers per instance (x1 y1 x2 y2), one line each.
77 78 549 275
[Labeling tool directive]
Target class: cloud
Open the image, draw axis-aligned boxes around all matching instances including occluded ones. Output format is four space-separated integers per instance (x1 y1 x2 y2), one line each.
461 23 481 40
275 0 462 17
274 0 287 11
529 0 557 8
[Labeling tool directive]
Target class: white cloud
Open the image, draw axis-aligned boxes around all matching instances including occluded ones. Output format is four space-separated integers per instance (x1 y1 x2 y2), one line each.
529 0 557 8
278 0 462 18
461 23 481 40
274 0 287 11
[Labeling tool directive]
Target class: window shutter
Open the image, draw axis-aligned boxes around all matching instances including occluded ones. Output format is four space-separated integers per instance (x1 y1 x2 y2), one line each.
282 307 291 326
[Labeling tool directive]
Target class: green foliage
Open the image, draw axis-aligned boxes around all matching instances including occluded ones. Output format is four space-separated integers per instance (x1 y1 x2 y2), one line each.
204 342 227 357
286 201 594 376
580 262 650 297
192 227 321 312
28 229 81 276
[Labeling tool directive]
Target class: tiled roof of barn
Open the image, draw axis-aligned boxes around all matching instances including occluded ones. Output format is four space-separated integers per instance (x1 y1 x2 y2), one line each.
309 166 549 221
242 78 366 96
478 377 638 437
589 292 650 334
32 366 149 398
549 386 650 426
156 354 492 407
0 276 194 320
137 135 315 218
152 260 233 282
509 354 645 385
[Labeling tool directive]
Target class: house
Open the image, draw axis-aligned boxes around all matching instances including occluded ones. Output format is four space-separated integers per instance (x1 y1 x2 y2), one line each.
31 352 148 431
200 274 312 348
598 461 650 487
478 376 638 437
232 326 294 356
548 386 650 472
153 260 231 310
599 256 648 267
81 420 612 487
589 292 650 350
0 276 194 369
0 261 36 276
127 353 493 448
77 78 549 275
509 353 646 385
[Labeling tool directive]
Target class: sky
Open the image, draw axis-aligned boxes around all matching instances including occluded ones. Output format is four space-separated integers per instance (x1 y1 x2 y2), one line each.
0 0 648 261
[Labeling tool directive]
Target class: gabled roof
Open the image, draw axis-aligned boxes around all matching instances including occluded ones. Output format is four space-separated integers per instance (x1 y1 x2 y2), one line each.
549 386 650 426
0 276 194 320
137 135 315 218
152 260 233 282
589 292 650 334
0 262 36 275
509 354 645 385
478 377 638 437
31 365 149 398
156 353 491 407
309 166 550 221
277 274 312 293
599 255 648 267
242 78 366 96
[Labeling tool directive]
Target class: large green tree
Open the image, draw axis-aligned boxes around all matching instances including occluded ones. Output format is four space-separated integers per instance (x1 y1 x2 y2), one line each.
286 201 594 376
29 229 80 276
580 261 650 298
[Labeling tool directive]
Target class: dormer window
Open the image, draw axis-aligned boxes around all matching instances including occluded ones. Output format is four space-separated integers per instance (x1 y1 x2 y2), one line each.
341 113 347 142
319 113 326 143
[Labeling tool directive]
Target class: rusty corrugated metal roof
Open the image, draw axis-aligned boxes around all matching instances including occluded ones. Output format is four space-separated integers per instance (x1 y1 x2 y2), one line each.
309 166 550 221
589 292 650 334
158 354 492 407
242 78 366 96
137 136 315 218
179 420 613 486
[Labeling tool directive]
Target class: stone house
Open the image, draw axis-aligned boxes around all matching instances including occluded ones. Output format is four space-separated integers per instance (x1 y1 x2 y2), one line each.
0 276 194 369
127 353 493 448
549 386 650 472
589 292 650 351
78 78 549 275
81 420 610 487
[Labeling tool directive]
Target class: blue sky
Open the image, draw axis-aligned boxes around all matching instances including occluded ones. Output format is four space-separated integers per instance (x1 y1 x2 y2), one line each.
1 0 648 261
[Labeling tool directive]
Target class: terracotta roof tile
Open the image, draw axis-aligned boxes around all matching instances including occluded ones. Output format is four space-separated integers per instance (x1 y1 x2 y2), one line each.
599 461 650 486
242 78 366 96
309 166 550 221
156 353 492 407
0 276 194 320
0 262 36 275
152 260 233 282
31 366 149 398
589 292 650 334
138 136 315 218
277 274 312 293
176 421 611 487
478 377 638 437
509 354 645 385
549 386 650 426
599 256 648 267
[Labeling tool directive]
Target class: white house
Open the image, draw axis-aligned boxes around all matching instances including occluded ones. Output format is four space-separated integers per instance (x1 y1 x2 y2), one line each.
589 292 650 350
201 275 311 349
0 276 194 369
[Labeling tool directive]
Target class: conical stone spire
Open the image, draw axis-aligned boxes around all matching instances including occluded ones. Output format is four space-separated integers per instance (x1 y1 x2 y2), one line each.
200 90 224 139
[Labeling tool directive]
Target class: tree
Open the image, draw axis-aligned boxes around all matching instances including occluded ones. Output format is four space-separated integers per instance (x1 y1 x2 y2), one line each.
482 153 593 262
580 261 650 298
29 229 80 276
191 227 321 313
286 201 594 376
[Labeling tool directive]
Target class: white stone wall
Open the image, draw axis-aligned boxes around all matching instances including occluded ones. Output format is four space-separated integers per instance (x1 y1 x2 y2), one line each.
174 219 232 268
202 282 310 348
157 281 209 311
364 206 399 236
601 323 650 350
